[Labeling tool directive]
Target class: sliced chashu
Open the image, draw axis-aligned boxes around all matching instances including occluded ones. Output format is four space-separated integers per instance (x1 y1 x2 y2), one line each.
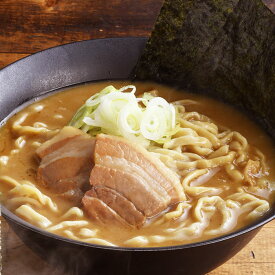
82 195 131 228
84 134 185 224
94 134 185 204
83 186 145 227
89 165 168 218
37 126 95 203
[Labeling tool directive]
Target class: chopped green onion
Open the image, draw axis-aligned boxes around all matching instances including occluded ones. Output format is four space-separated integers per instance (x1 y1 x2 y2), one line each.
69 85 177 146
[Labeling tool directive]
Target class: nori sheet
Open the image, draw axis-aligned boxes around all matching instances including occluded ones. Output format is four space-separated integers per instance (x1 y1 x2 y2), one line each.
134 0 275 137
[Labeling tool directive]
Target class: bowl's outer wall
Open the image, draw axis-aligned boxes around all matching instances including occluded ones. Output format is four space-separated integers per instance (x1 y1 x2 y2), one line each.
0 38 273 275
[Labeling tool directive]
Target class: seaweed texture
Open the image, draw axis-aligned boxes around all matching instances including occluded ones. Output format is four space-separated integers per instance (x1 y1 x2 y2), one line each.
135 0 275 137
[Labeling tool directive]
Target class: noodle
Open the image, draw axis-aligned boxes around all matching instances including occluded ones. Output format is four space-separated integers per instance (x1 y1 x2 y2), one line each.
63 230 116 246
182 169 221 197
47 221 89 232
9 183 59 212
15 205 52 228
60 207 84 219
12 112 58 137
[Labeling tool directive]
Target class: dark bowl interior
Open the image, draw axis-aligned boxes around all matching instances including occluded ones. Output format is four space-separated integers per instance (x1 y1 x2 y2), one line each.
0 38 274 275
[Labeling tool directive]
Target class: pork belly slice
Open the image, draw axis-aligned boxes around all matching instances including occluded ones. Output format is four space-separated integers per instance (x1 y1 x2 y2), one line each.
82 195 131 228
37 126 89 158
83 134 185 226
36 126 95 203
83 186 145 227
89 165 168 218
95 134 185 203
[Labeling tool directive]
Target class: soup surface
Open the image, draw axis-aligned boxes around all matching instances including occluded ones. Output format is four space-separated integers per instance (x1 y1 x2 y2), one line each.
1 81 274 247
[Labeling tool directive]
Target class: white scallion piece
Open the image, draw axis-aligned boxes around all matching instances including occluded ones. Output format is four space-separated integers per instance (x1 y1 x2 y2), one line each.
69 85 177 145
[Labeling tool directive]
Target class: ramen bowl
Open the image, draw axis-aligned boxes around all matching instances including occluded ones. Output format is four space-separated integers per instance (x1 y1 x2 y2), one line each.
1 38 274 275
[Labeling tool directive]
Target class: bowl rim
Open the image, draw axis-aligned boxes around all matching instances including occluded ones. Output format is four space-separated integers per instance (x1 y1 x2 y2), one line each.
0 37 148 72
1 37 274 252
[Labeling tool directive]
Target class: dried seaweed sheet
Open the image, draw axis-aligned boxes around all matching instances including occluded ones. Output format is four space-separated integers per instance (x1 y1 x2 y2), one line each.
135 0 275 137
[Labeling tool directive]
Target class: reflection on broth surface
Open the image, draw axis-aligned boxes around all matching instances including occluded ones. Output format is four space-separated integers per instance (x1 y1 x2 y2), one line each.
0 81 274 247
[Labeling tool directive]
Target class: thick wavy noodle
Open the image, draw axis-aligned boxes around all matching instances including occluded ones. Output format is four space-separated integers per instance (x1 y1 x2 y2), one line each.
0 81 274 247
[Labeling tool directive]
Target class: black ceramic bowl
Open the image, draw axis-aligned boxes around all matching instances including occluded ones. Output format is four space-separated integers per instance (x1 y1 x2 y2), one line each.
1 38 274 275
